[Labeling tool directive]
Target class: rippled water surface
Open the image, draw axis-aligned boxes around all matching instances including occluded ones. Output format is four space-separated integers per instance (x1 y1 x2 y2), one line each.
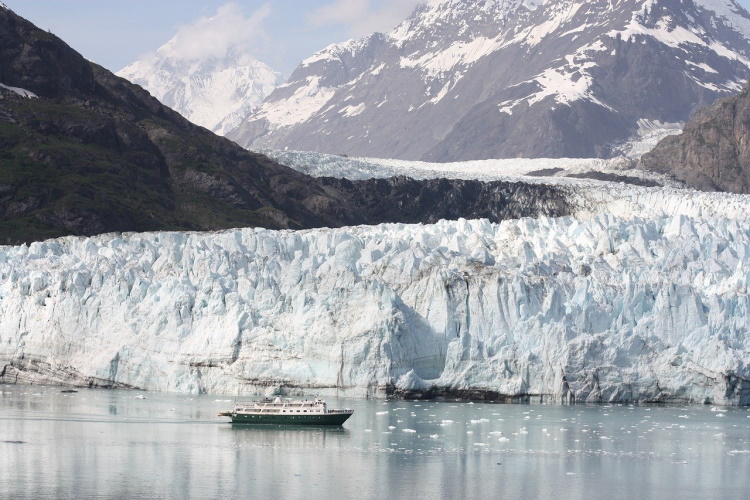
2 386 750 499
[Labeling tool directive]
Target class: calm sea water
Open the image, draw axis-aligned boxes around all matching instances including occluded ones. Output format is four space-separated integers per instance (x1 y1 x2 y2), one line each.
1 386 749 500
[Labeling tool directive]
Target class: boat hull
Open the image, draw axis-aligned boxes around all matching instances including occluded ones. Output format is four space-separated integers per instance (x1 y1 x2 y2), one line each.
229 412 353 426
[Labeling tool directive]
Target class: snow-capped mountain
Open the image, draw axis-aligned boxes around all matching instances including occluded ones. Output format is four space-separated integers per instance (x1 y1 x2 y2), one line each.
2 181 749 404
229 0 750 161
118 44 284 136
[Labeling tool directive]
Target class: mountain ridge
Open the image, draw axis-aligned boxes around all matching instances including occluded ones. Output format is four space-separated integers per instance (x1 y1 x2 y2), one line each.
229 0 750 162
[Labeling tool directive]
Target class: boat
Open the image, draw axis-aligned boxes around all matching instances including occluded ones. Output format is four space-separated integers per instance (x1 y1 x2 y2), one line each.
218 396 354 425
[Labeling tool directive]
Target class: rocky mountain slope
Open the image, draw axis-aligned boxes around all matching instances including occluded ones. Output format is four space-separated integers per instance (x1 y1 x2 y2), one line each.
640 82 750 193
0 5 569 245
118 45 283 136
230 0 750 161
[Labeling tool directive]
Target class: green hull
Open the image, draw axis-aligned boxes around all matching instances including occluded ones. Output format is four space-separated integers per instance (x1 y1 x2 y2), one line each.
229 412 352 426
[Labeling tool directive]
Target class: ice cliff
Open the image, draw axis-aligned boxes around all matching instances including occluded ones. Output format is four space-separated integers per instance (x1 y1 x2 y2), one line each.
1 194 749 404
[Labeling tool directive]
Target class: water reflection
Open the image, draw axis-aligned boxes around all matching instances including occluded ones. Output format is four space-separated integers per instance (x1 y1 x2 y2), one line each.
225 424 350 446
0 386 748 499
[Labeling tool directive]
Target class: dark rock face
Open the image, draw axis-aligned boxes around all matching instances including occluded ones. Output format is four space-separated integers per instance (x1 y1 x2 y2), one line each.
0 6 573 244
565 171 663 188
321 177 572 225
640 84 750 193
230 0 750 162
0 7 347 243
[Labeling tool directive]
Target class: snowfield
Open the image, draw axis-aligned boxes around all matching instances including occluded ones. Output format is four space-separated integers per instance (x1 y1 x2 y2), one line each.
1 179 749 403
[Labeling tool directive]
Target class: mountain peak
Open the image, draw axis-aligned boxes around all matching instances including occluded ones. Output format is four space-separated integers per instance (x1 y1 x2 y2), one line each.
118 40 284 136
229 0 750 161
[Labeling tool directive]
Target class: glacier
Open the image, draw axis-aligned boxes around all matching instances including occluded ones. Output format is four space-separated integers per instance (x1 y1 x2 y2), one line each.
260 149 674 184
1 183 749 404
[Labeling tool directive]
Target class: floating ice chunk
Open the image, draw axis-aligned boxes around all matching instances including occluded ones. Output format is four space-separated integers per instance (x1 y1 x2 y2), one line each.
471 418 490 424
403 429 416 433
376 411 389 415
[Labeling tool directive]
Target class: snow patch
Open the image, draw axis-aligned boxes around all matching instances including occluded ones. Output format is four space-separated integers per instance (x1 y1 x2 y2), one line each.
498 41 612 114
0 83 37 98
686 60 719 74
255 76 336 129
399 36 508 79
520 2 583 46
370 63 386 76
340 103 366 118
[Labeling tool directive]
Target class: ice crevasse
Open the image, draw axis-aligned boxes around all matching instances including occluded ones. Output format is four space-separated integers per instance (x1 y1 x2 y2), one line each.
0 213 749 405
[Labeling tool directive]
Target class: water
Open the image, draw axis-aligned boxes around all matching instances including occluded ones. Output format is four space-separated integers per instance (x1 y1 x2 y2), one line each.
1 386 749 499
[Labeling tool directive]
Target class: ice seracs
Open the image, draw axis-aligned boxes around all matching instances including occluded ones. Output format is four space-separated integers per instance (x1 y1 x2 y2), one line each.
1 182 749 405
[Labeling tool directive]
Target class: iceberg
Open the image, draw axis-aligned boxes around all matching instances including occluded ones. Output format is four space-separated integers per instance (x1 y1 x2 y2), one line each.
1 208 749 404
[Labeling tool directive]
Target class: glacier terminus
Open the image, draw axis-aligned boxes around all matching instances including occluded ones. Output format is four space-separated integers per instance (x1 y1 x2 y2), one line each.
1 178 749 405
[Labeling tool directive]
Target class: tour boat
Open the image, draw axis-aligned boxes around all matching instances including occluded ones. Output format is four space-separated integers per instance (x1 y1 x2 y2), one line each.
219 396 354 425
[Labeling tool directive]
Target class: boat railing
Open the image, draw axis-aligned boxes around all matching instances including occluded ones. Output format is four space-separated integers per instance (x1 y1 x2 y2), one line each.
327 409 354 414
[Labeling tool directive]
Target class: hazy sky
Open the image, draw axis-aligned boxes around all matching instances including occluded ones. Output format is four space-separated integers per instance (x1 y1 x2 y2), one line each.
6 0 423 75
6 0 750 76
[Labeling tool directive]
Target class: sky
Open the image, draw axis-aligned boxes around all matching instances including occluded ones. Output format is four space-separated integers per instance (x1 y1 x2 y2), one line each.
6 0 750 77
5 0 423 76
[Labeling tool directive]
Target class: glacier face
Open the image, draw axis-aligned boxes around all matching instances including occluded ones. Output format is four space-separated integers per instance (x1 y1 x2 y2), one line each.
1 198 749 404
